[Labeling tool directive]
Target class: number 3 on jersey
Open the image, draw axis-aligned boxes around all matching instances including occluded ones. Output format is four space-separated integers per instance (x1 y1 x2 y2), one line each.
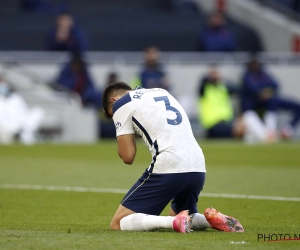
154 96 182 125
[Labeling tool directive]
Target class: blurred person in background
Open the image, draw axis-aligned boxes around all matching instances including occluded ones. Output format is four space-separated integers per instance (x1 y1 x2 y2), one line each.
131 46 169 90
198 67 244 138
197 12 237 52
46 13 88 52
241 58 300 141
55 51 102 109
0 76 44 145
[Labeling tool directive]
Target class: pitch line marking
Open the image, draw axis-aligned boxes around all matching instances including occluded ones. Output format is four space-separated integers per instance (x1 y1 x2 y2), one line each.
0 184 299 202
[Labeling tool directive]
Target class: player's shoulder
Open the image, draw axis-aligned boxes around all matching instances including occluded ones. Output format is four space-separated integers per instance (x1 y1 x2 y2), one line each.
130 87 169 99
112 92 133 115
112 88 172 116
112 87 151 115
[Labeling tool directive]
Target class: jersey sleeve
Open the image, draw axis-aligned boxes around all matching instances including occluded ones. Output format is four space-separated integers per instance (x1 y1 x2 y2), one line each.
112 103 135 137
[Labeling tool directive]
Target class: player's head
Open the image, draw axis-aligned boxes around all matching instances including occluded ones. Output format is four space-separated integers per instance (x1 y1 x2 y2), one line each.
102 82 132 119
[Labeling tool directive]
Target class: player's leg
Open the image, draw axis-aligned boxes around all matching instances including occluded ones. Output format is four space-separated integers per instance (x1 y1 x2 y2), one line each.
119 210 190 233
110 204 135 230
111 204 189 232
168 207 176 216
170 172 244 232
170 172 211 230
111 171 191 232
169 207 211 230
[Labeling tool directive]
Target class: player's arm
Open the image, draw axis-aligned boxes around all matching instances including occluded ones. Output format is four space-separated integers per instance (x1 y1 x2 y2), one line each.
117 134 136 165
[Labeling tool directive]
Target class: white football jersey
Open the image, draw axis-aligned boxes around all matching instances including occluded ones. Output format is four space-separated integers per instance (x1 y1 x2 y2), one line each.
112 88 206 174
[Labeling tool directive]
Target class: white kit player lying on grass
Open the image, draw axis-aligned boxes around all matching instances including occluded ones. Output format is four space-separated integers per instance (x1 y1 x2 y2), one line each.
102 82 244 233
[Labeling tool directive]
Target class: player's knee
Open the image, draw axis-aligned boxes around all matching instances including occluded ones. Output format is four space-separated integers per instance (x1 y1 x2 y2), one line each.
110 220 121 230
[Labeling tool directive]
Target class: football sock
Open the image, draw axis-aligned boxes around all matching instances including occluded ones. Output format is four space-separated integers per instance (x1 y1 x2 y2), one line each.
120 213 174 231
264 111 277 131
190 213 212 230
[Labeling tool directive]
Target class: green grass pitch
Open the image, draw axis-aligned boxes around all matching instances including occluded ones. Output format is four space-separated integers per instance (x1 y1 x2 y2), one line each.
0 140 299 249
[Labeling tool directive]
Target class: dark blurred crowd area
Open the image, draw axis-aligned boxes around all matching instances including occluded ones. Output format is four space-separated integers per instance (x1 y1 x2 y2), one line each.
257 0 300 17
0 0 263 52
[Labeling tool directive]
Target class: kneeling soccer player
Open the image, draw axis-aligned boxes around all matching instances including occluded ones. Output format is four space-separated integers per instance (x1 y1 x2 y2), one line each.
102 82 244 233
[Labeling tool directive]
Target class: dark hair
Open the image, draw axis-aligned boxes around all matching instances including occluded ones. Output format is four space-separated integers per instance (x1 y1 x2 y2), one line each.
102 82 132 119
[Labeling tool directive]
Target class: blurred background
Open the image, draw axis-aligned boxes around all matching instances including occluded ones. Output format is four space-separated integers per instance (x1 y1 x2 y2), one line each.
0 0 300 144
